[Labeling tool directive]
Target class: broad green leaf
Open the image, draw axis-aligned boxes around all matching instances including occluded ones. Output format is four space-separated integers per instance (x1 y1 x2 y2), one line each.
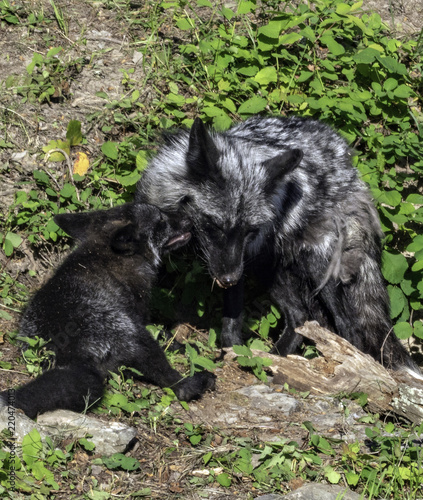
221 6 235 20
233 344 253 357
394 84 413 98
382 251 408 284
176 18 194 30
374 188 402 207
258 20 283 39
66 120 83 146
407 235 423 253
325 467 341 484
79 438 95 451
190 435 202 445
377 55 407 75
101 142 118 160
393 322 413 339
213 113 232 131
254 66 277 85
43 139 71 161
406 193 423 204
384 78 398 91
238 96 267 115
353 47 379 64
237 0 255 14
22 429 43 467
60 183 75 199
5 232 22 249
102 453 140 471
46 47 62 58
320 35 345 55
414 321 423 339
216 472 231 487
388 285 407 318
336 3 351 14
279 32 302 45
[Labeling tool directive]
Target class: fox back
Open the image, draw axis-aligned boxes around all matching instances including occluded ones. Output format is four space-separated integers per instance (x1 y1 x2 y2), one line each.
136 116 421 375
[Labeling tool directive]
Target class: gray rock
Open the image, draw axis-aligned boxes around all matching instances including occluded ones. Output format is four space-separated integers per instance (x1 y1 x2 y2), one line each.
279 483 365 499
0 407 137 456
254 495 285 500
37 410 137 456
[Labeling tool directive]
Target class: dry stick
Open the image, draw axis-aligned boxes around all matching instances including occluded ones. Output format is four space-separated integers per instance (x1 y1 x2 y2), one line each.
44 148 80 201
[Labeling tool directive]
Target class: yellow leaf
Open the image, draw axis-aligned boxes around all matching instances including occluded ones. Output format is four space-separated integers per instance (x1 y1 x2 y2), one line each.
73 152 89 175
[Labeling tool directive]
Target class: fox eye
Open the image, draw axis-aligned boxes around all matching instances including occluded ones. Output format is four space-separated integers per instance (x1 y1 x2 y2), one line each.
204 216 223 233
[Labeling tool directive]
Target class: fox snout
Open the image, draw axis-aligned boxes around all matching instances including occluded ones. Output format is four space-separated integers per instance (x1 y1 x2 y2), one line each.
215 273 240 288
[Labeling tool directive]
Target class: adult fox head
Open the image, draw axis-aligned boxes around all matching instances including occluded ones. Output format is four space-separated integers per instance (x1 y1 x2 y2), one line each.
179 118 303 288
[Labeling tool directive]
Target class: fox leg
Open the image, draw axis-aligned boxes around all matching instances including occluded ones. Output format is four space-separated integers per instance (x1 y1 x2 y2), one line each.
221 279 245 347
130 329 216 401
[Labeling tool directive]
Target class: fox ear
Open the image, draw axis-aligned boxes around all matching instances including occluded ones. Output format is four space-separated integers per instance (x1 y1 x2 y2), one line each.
110 224 140 255
186 118 221 182
263 149 303 191
55 204 134 241
264 149 304 215
54 213 93 240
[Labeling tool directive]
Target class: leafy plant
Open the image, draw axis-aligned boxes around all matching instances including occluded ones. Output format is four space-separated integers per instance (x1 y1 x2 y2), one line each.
233 344 272 382
18 335 55 376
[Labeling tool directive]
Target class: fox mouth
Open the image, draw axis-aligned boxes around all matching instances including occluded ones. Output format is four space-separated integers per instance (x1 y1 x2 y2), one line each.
165 232 191 249
214 278 236 289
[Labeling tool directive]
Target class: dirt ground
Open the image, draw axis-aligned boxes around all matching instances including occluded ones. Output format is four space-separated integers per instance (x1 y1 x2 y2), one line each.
1 0 422 498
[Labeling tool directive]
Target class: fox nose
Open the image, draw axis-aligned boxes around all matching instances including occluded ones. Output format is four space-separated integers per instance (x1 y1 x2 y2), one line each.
216 274 239 288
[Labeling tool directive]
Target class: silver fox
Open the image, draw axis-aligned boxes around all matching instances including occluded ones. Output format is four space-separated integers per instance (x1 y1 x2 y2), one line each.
136 115 420 376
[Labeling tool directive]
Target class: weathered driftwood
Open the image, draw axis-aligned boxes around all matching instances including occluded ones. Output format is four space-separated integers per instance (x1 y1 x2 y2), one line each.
224 321 423 423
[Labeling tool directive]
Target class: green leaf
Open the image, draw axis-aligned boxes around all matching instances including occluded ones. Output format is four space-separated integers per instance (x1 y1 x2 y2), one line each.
258 20 283 39
102 453 140 471
233 345 253 357
406 193 423 204
66 120 83 146
238 96 267 115
374 189 402 207
407 235 423 253
220 6 235 20
320 35 345 55
79 438 95 451
346 471 360 486
393 322 413 339
384 78 398 91
5 231 23 250
22 429 43 467
42 139 71 161
388 285 407 318
382 251 409 284
101 142 118 160
176 18 194 30
254 66 277 85
413 321 423 339
325 466 341 484
353 47 379 64
216 472 231 487
377 55 407 75
190 434 202 445
393 84 413 98
279 32 302 45
60 183 75 199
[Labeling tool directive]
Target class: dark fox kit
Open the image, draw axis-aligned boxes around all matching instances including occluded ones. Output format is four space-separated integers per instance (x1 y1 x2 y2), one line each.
136 115 420 376
1 203 215 419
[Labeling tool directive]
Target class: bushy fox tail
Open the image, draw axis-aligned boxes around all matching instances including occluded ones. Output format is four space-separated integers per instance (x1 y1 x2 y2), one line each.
1 364 104 419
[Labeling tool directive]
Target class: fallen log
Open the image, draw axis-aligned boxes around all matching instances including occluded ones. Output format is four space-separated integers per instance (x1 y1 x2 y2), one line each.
223 321 423 423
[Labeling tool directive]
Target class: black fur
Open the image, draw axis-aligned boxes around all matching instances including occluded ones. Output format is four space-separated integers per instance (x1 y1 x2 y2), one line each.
136 116 421 375
0 203 215 419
